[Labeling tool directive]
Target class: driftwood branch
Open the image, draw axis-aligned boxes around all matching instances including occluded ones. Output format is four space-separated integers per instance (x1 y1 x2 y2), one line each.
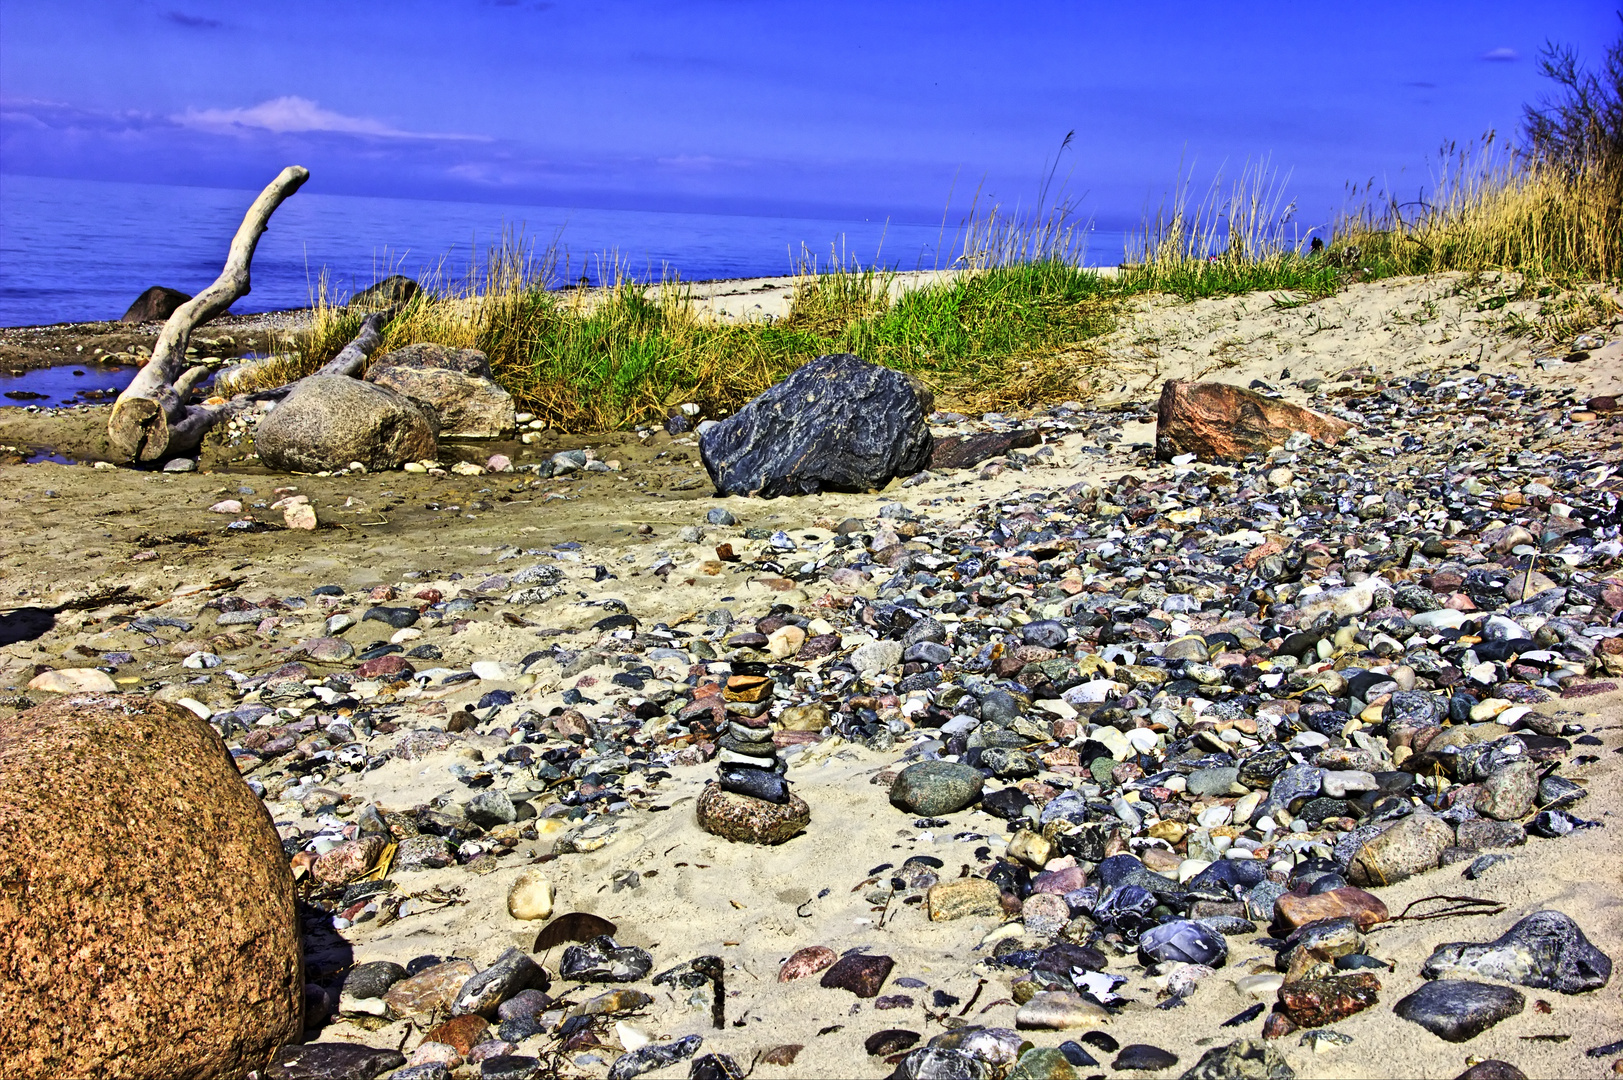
108 165 309 462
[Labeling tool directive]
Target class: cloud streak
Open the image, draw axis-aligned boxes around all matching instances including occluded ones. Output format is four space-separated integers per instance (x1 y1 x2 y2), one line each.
175 96 487 141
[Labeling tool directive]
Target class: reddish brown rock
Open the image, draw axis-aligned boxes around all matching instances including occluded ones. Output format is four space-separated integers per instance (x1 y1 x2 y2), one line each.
1274 887 1390 931
1155 379 1354 462
1276 973 1381 1027
313 835 385 886
0 694 302 1079
356 654 413 680
820 953 895 997
779 946 838 982
425 1014 490 1056
383 960 478 1020
930 430 1042 471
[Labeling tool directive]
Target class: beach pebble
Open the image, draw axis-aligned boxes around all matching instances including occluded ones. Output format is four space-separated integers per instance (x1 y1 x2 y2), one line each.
506 869 554 921
1393 980 1526 1042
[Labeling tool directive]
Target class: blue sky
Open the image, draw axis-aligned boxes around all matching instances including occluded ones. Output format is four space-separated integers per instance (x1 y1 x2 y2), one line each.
0 1 1614 228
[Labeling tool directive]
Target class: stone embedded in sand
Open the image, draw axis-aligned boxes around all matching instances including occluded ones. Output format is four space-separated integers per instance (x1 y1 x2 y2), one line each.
264 1043 406 1080
507 868 554 921
930 429 1042 471
819 953 894 997
1276 973 1381 1028
1394 980 1525 1042
779 946 838 982
890 759 984 816
699 353 933 497
1111 1045 1179 1072
343 961 407 1000
927 878 1004 921
696 785 808 845
26 667 117 694
1274 887 1389 931
566 989 654 1019
865 1030 922 1057
1014 990 1110 1029
1347 812 1454 887
1453 1062 1527 1080
383 960 478 1021
0 693 302 1078
1419 910 1613 994
303 636 355 662
1177 1039 1295 1080
1155 379 1353 462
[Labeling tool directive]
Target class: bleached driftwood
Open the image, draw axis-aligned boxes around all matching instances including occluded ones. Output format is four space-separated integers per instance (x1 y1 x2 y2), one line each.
108 166 309 462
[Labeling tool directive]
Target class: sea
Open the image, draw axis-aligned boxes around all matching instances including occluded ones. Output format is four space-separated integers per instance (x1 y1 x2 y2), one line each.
0 173 1130 328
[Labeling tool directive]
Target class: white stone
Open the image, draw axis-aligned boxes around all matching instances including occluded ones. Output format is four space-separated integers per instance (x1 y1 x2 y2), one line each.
1125 728 1159 754
1063 679 1125 704
175 697 212 720
1034 697 1078 720
27 668 117 694
473 660 520 681
507 867 554 920
182 652 222 669
1321 770 1378 797
1411 609 1469 629
1091 726 1131 761
208 500 242 514
1196 805 1232 828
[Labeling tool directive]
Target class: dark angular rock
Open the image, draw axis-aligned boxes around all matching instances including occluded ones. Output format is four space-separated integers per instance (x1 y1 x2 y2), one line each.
558 935 653 982
363 606 420 630
820 952 894 997
1420 910 1612 994
689 1055 745 1080
930 430 1041 470
606 1034 702 1080
716 763 790 804
454 947 548 1017
265 1043 406 1080
349 274 421 312
698 353 933 497
1393 980 1525 1042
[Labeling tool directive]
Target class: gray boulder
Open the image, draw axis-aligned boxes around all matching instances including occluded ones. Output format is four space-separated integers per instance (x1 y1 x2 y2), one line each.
255 375 438 472
699 353 933 497
367 344 514 438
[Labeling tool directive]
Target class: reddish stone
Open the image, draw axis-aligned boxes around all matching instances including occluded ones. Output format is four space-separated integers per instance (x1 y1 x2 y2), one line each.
779 946 838 982
1275 887 1389 931
1261 1011 1298 1040
313 835 385 886
414 588 443 603
820 953 895 998
0 694 302 1077
370 585 397 601
1276 973 1381 1027
1031 865 1089 895
356 654 412 679
1155 379 1353 462
425 1014 490 1056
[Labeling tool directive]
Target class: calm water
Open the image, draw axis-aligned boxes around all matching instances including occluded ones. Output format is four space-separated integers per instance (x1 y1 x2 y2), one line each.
0 174 1129 327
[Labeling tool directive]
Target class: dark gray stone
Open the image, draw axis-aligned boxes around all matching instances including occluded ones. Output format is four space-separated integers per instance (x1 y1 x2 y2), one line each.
349 274 420 311
120 285 192 324
1021 620 1069 650
890 760 985 816
903 641 953 666
341 960 406 999
559 935 653 982
698 353 933 497
1138 919 1227 967
606 1035 702 1080
454 946 548 1017
265 1043 406 1080
1113 1044 1179 1071
1420 910 1612 994
1393 980 1525 1042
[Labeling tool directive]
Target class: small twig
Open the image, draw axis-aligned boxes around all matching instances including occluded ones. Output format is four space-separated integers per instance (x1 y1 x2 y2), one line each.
1385 894 1506 924
957 978 986 1017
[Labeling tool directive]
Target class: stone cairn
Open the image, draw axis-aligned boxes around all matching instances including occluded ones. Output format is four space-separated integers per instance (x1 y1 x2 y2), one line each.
696 663 810 844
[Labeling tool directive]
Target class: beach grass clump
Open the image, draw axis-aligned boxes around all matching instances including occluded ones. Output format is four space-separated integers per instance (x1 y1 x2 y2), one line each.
274 250 1122 432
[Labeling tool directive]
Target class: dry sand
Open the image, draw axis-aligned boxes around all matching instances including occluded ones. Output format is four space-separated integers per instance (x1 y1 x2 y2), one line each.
0 271 1619 1080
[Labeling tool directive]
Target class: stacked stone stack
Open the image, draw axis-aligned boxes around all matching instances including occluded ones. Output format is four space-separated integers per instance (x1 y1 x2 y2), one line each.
696 668 811 844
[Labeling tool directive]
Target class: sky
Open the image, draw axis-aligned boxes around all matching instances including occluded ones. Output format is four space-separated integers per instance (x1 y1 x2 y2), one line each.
0 1 1615 230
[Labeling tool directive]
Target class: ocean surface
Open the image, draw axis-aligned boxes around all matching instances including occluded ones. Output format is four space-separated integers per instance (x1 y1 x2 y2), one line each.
0 174 1130 327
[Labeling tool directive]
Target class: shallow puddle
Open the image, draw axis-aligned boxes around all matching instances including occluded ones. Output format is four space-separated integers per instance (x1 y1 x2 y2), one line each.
0 363 135 406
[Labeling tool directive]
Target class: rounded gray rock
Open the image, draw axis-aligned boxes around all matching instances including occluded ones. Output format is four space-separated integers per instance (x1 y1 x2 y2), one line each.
890 760 984 817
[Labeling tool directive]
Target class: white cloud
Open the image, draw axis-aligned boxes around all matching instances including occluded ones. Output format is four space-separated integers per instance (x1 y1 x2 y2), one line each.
176 96 484 140
1481 47 1519 62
